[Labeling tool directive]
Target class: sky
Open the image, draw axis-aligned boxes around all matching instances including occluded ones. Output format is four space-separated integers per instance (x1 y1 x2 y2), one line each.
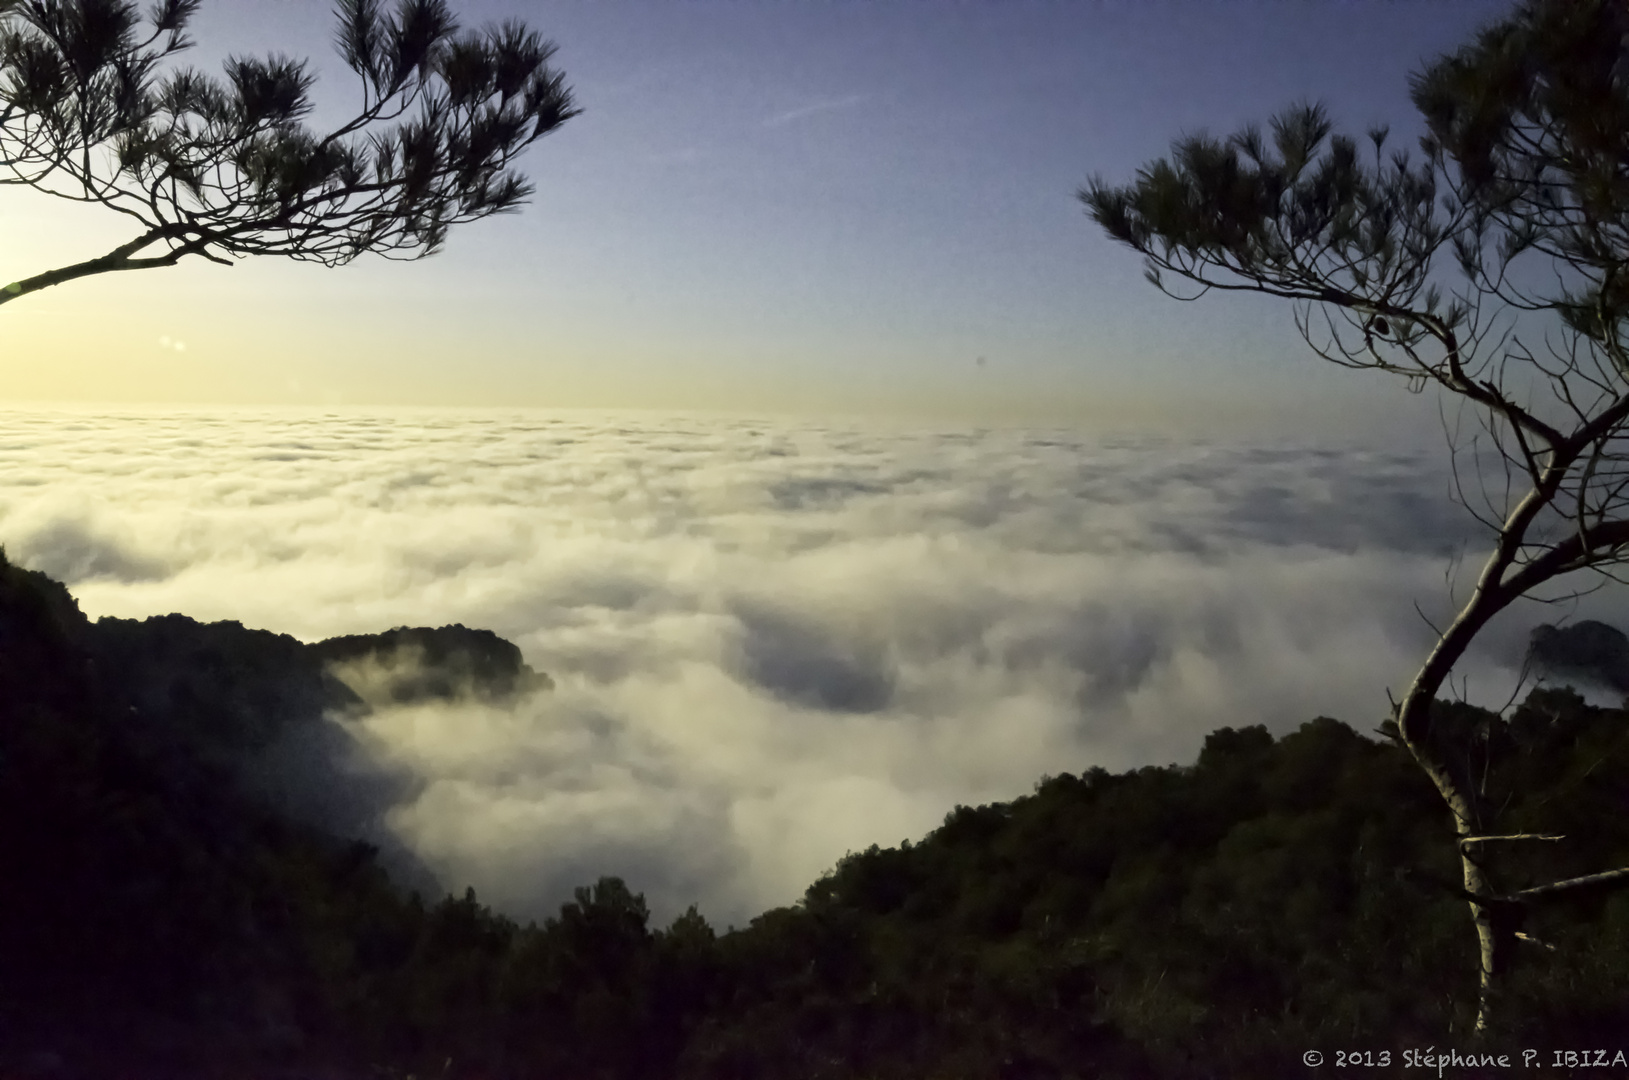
0 0 1512 432
5 405 1625 927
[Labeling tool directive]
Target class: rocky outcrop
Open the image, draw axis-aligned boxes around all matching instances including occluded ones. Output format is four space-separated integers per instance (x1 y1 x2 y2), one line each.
1526 620 1629 694
81 607 551 865
92 617 552 745
313 624 553 706
92 613 363 754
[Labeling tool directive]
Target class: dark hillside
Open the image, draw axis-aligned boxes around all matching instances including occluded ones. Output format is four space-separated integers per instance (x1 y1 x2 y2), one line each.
3 551 1628 1077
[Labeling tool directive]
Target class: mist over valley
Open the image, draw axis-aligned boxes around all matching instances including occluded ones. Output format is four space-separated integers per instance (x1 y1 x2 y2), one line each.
1 405 1610 928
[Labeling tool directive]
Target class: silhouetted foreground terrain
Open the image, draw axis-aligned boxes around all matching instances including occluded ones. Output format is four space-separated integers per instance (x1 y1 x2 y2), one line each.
2 551 1628 1078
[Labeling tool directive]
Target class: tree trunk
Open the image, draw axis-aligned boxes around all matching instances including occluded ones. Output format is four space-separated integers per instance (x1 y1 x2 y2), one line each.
1464 843 1513 1032
1388 565 1517 1034
1390 702 1513 1032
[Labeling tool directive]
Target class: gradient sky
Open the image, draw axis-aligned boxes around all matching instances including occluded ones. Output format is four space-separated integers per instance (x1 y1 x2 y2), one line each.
0 0 1513 432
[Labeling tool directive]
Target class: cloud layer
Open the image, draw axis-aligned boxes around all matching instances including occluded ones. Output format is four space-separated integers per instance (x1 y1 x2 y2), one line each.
2 406 1618 926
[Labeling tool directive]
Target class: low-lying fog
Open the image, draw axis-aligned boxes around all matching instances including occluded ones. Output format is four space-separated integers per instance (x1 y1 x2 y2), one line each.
3 406 1621 926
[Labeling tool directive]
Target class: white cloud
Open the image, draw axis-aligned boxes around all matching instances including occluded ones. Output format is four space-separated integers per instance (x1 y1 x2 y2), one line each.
0 405 1614 926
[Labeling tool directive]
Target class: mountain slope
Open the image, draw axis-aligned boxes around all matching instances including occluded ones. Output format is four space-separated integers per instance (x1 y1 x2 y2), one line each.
3 553 1628 1077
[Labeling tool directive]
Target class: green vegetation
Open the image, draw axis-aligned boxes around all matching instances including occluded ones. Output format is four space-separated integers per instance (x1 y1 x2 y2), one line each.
4 552 1628 1077
1081 0 1629 1031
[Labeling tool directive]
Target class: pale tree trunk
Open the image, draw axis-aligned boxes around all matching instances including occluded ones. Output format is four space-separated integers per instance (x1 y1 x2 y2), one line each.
1386 466 1561 1034
1392 674 1509 1033
1391 529 1629 1033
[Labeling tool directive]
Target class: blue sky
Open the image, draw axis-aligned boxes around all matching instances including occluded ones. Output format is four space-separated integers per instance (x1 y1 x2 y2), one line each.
0 0 1514 431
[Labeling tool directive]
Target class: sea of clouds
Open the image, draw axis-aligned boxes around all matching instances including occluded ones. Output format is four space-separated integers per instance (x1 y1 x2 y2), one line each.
3 405 1623 928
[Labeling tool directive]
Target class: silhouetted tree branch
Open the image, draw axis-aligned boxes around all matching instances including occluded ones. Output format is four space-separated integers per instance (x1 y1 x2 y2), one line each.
0 0 580 306
1082 0 1629 1035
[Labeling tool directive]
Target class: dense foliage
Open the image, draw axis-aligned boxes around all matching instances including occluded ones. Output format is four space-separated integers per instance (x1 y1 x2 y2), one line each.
3 553 1628 1077
1080 0 1629 1033
0 0 580 307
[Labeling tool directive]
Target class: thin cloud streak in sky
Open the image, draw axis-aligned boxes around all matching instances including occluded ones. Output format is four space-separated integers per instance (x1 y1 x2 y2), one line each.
0 407 1616 926
762 94 866 128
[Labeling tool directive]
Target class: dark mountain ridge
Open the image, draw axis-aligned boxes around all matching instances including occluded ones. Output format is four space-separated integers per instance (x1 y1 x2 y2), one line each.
1527 619 1629 696
3 551 1628 1078
0 551 555 1073
88 608 553 850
